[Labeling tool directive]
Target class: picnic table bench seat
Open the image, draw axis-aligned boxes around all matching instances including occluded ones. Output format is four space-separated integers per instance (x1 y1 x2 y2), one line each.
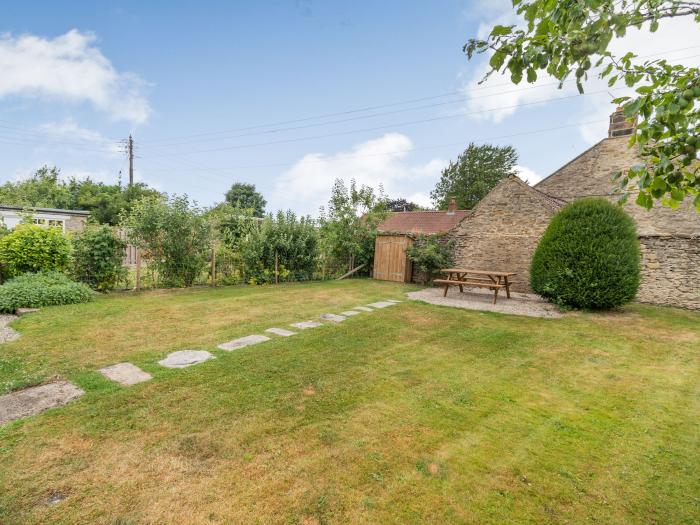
435 268 516 304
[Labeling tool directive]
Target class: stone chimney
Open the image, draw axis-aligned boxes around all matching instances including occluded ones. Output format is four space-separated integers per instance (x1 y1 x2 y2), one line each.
608 106 636 137
447 197 457 215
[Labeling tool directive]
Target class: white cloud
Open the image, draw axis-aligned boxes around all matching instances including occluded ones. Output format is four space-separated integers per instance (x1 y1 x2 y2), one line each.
514 164 542 185
0 30 151 124
461 6 700 140
270 133 446 215
37 118 121 156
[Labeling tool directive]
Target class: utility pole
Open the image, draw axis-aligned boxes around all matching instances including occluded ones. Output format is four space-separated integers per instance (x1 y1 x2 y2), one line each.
128 134 134 186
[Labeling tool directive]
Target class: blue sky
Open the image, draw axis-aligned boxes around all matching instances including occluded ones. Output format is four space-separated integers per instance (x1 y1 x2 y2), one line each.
1 0 699 215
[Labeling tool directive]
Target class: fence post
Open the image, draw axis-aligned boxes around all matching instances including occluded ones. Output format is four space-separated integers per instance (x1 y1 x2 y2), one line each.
134 248 141 292
274 251 279 284
211 246 217 287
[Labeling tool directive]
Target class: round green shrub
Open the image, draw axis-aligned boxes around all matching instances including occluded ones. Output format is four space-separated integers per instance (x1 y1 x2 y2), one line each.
530 198 641 310
72 224 127 291
0 271 93 313
0 225 71 280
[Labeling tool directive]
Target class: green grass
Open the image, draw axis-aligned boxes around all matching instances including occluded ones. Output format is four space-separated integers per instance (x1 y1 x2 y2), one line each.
0 280 698 524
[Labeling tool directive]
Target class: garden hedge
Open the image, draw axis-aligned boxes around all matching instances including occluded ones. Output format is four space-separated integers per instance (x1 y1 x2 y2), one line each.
0 271 93 313
530 198 641 310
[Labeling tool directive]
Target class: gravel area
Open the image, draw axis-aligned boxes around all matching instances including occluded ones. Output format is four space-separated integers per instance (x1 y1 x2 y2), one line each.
407 287 563 318
0 314 20 343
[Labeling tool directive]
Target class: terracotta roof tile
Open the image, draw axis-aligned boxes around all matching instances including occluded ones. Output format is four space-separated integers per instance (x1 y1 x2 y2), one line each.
377 210 468 235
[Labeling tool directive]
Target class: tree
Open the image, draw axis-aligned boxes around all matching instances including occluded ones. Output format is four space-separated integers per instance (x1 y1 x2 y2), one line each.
224 183 267 217
385 198 423 212
319 179 388 275
464 0 700 211
0 166 162 224
430 143 518 209
530 198 641 309
121 195 211 287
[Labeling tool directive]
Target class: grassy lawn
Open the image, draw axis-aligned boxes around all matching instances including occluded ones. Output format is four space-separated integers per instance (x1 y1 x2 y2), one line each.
0 280 698 524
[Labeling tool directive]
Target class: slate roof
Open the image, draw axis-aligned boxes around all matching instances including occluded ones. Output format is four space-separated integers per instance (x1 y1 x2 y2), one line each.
377 209 469 235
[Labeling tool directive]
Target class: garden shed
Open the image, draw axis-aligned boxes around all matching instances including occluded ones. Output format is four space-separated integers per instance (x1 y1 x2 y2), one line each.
374 199 468 282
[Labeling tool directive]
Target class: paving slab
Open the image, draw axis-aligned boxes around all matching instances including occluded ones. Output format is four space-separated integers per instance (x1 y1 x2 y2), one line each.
291 320 323 329
340 310 361 316
98 362 152 386
320 313 347 322
353 306 374 312
218 334 270 351
0 381 84 425
385 299 402 303
265 327 297 337
0 314 20 344
367 301 396 309
16 308 40 316
158 350 214 368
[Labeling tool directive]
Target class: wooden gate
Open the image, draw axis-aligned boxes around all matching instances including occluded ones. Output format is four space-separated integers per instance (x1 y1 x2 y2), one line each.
373 234 413 282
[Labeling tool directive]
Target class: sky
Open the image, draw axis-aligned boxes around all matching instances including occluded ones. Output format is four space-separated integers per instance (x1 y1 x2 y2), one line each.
1 0 699 216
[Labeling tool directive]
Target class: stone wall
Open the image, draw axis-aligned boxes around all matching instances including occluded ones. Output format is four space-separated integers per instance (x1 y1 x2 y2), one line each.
638 236 700 310
446 177 560 293
65 215 88 233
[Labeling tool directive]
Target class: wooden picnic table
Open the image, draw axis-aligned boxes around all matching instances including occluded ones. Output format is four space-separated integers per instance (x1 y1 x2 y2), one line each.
434 268 516 304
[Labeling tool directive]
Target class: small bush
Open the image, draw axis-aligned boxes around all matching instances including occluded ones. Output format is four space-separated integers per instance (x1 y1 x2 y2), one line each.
406 235 454 283
0 271 93 312
0 225 71 280
72 225 127 291
530 198 641 310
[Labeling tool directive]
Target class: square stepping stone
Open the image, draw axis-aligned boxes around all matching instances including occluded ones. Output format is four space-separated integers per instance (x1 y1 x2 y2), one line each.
291 320 323 329
0 381 84 425
218 334 270 351
340 310 361 316
367 301 396 308
265 327 297 337
98 363 152 386
320 313 347 322
158 350 214 369
353 306 374 312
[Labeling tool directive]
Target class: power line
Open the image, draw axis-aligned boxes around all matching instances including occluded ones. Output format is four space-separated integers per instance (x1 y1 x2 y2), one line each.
138 45 700 146
140 117 609 181
141 88 621 158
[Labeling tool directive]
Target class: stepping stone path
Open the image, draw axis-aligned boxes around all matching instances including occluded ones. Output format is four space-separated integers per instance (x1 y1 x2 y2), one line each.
265 327 297 337
159 350 214 368
16 308 40 316
0 381 84 425
218 334 270 351
0 314 20 344
353 306 374 312
340 310 361 316
320 313 347 322
291 321 323 329
367 301 396 309
98 363 152 386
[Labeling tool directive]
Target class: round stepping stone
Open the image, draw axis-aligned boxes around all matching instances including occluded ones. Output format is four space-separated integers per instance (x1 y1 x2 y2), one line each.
291 321 323 329
99 363 152 386
265 327 297 337
158 350 214 369
0 381 84 425
320 313 346 322
340 310 361 316
218 334 270 351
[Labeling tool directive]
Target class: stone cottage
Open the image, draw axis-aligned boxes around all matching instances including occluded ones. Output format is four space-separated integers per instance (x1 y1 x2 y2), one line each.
448 107 700 310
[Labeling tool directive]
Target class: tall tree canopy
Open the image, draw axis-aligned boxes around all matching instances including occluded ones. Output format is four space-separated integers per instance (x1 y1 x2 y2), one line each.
0 166 162 225
224 182 267 217
385 198 423 212
465 0 700 211
430 143 518 209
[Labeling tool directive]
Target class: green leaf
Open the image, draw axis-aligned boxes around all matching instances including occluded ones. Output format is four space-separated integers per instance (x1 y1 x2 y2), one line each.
527 67 537 83
491 25 513 36
635 192 653 209
489 51 506 70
